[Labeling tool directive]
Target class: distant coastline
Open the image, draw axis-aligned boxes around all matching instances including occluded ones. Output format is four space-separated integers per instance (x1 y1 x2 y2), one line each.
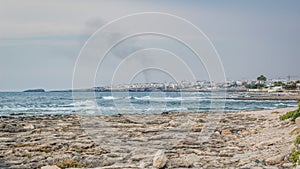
48 88 247 93
23 89 45 92
20 87 300 100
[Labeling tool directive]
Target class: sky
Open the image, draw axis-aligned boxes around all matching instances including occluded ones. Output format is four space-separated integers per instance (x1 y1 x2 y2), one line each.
0 0 299 91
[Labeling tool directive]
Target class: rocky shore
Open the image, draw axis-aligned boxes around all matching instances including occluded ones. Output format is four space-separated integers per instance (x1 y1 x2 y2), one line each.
231 95 300 100
0 108 298 169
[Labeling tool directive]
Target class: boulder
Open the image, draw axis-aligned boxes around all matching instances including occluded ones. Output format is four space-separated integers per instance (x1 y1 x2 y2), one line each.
41 165 61 169
23 124 35 130
265 155 283 165
167 120 177 127
221 129 232 135
190 124 203 132
153 150 167 169
296 117 300 127
175 154 196 167
282 162 293 168
290 127 300 135
214 131 220 136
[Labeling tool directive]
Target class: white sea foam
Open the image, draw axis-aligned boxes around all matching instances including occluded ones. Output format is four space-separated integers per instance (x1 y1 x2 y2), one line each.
69 100 97 107
102 96 118 100
133 96 205 102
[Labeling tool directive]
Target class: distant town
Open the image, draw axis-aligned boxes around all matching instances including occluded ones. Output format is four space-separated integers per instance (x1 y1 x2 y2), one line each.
22 75 300 93
47 75 300 93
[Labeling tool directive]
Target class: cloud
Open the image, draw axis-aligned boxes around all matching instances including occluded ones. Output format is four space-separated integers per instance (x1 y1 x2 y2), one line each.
0 0 300 90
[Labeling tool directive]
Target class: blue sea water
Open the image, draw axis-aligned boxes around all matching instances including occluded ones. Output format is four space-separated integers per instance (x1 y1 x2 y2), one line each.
0 92 297 116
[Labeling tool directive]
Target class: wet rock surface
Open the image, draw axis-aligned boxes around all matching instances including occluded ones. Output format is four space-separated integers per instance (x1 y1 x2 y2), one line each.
0 108 297 168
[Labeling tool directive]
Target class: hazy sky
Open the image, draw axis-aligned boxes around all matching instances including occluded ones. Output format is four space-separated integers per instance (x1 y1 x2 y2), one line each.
0 0 299 91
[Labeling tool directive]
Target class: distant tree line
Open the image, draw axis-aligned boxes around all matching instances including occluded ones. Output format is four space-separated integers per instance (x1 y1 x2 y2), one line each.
245 75 300 90
283 81 300 90
245 83 266 89
245 75 267 89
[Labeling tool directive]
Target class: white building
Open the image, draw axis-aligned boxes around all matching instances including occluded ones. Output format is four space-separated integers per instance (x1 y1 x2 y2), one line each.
297 83 300 89
268 86 283 92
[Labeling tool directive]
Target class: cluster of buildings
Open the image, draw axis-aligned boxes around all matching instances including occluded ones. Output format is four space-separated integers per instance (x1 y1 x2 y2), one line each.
93 79 300 93
244 79 300 92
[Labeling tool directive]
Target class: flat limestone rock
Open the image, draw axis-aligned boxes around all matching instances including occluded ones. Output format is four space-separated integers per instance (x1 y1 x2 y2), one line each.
41 165 61 169
0 108 298 168
265 154 284 165
296 117 300 127
290 126 300 135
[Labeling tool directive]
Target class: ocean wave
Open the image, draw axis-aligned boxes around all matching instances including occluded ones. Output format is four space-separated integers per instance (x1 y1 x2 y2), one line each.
131 96 205 102
102 96 118 100
0 91 298 116
69 100 97 107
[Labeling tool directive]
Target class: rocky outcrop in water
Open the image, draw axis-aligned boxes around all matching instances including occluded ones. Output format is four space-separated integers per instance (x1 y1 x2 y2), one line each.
23 89 45 92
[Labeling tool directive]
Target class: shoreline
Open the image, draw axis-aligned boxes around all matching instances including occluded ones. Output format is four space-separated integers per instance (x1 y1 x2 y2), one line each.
0 107 298 168
1 105 298 118
230 95 300 101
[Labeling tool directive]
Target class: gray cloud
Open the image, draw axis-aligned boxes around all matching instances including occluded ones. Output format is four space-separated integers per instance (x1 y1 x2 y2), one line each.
0 0 300 90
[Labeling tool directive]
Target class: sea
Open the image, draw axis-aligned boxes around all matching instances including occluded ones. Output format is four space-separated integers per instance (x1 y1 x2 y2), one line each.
0 92 297 116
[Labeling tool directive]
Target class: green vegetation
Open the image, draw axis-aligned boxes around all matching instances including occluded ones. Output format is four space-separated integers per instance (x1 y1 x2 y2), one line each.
284 81 299 90
295 135 300 146
271 111 280 114
279 110 298 121
292 134 300 166
284 102 300 166
244 74 299 90
273 81 285 87
245 83 266 89
291 150 300 166
273 80 300 90
279 101 300 121
257 75 267 83
55 160 86 169
245 75 268 89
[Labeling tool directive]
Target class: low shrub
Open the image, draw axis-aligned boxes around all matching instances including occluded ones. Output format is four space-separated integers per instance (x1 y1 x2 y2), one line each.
291 150 300 166
295 135 300 146
279 101 300 121
280 110 298 121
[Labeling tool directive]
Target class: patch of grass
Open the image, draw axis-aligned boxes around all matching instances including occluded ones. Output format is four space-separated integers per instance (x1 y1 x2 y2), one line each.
271 111 280 114
279 101 300 121
291 150 300 166
293 111 300 121
295 135 300 146
55 160 86 169
280 110 298 121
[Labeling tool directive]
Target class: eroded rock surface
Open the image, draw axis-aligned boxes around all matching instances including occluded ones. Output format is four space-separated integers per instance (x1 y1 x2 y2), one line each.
0 108 296 168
